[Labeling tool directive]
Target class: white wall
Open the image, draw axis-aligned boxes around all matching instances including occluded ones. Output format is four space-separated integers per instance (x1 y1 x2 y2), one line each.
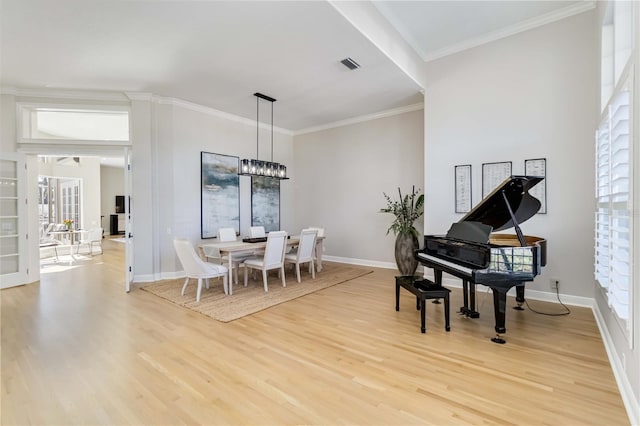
292 109 423 266
423 11 597 298
151 101 295 279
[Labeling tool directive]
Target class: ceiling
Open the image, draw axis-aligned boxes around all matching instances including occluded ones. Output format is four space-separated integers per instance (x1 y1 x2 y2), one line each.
1 0 591 132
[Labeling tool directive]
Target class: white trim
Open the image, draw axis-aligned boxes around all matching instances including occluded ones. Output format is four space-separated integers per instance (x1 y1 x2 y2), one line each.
124 92 154 101
294 103 424 136
593 302 640 426
324 255 593 307
1 87 129 102
422 1 597 63
154 96 294 136
5 88 422 137
322 255 397 270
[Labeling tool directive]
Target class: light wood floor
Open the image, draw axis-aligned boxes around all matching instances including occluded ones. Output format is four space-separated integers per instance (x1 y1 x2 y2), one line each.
1 239 630 425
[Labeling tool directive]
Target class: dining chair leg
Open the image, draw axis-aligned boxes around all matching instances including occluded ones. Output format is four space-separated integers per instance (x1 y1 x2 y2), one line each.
295 264 301 283
281 266 286 287
205 278 210 289
196 278 203 302
222 274 228 295
244 267 249 287
262 269 269 292
181 277 190 296
310 260 316 279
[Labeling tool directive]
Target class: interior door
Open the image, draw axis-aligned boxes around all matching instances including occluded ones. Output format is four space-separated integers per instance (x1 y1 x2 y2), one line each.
0 153 28 288
124 147 133 292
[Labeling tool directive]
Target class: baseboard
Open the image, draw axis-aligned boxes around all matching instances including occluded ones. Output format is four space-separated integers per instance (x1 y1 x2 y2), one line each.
322 255 397 270
324 255 591 307
593 303 640 425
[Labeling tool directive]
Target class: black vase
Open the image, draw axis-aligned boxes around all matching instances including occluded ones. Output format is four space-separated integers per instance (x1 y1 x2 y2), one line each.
395 232 419 276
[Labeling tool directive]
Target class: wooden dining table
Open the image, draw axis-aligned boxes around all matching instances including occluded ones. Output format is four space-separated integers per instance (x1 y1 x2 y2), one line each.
200 235 325 287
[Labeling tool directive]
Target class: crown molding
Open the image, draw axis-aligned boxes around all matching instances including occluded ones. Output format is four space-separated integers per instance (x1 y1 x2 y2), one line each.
422 1 596 63
293 102 423 136
155 96 294 136
125 92 154 101
0 86 129 102
2 87 422 137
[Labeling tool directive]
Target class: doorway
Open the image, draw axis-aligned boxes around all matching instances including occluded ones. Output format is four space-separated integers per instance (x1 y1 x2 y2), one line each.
37 155 126 278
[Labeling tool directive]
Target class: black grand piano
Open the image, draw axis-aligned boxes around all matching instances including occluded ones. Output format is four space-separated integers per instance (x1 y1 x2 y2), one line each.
415 175 547 343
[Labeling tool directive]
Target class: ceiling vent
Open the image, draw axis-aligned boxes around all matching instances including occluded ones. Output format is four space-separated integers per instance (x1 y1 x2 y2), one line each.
340 57 360 70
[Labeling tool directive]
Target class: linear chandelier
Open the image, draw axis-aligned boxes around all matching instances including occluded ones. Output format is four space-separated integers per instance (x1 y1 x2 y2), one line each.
239 92 288 180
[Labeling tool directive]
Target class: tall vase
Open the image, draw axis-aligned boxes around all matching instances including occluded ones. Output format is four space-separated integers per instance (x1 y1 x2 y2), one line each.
395 231 419 276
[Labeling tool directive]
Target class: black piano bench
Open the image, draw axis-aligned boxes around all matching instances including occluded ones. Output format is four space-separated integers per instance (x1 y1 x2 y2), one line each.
395 276 451 333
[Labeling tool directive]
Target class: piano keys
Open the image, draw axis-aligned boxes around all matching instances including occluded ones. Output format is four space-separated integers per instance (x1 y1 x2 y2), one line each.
415 175 547 344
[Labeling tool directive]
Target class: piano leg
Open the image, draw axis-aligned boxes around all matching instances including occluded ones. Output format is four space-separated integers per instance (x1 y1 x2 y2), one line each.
513 285 525 310
431 269 442 304
460 280 480 318
491 289 508 344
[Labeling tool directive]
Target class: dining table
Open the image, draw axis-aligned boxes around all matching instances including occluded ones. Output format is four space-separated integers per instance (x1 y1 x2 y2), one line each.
49 229 85 263
200 235 325 288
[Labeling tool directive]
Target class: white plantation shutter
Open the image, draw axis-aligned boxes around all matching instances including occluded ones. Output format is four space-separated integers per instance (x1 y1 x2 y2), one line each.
595 118 610 288
595 86 632 323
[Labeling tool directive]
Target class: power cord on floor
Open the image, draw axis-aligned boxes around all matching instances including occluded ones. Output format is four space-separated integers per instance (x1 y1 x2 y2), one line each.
524 285 571 316
474 285 570 316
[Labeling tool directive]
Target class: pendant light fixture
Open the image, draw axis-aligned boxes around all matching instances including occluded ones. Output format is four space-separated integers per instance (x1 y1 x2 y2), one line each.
239 92 288 180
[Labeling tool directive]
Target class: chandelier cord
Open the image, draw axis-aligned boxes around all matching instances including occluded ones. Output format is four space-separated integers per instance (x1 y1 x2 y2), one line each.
256 95 259 159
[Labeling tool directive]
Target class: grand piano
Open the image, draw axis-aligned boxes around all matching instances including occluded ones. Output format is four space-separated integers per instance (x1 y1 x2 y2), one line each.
415 175 547 343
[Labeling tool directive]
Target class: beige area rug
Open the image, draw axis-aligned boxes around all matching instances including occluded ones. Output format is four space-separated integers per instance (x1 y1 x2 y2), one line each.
141 263 373 322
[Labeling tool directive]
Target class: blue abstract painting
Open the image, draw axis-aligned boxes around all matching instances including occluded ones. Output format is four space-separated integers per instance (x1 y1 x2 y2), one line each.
251 176 280 232
201 152 240 239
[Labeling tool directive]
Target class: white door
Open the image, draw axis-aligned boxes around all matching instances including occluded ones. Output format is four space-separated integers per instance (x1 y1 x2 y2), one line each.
124 147 134 292
0 153 28 288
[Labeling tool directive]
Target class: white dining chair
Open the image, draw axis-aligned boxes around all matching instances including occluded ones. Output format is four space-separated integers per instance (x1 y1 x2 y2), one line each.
243 230 287 292
218 227 237 242
249 226 266 238
284 228 318 283
216 227 253 286
174 238 228 302
76 227 103 256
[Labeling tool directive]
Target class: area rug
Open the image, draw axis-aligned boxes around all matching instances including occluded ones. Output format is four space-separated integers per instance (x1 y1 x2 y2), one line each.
141 263 372 322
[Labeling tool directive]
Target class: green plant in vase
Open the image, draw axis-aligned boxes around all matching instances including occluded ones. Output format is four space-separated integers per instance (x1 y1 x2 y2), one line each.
380 186 424 276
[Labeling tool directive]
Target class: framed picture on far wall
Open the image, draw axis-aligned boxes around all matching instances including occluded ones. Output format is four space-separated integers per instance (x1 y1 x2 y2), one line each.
454 164 472 213
251 176 280 232
525 158 547 214
201 152 240 239
482 161 512 198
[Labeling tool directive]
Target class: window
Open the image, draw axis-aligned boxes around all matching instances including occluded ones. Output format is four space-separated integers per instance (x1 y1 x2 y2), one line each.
38 176 81 229
595 74 633 335
18 104 130 143
595 1 634 343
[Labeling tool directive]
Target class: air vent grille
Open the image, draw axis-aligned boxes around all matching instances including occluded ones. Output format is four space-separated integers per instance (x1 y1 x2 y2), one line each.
340 57 360 70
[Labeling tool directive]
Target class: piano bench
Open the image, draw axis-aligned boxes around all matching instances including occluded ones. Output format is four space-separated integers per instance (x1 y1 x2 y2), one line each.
395 276 451 334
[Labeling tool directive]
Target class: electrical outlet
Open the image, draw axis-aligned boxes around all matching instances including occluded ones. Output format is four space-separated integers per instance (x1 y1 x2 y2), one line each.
550 278 559 290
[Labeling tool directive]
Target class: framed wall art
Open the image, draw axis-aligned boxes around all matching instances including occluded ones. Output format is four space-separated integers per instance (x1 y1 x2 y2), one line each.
454 164 472 213
251 176 280 232
201 152 240 239
525 157 547 214
482 161 512 198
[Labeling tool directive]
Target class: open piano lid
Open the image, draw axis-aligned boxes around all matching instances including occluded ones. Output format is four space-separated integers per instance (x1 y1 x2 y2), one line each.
461 175 544 232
